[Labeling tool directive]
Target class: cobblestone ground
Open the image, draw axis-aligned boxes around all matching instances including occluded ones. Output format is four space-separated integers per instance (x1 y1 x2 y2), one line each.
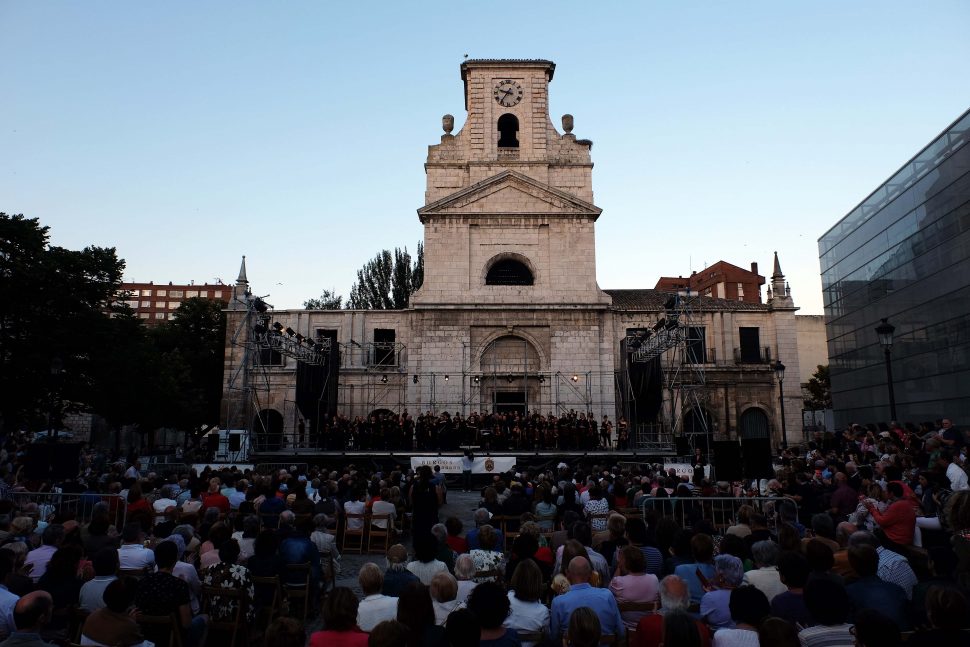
304 488 480 634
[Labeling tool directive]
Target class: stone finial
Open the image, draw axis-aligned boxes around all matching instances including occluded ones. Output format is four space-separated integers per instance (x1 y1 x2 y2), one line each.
562 114 574 134
442 114 454 134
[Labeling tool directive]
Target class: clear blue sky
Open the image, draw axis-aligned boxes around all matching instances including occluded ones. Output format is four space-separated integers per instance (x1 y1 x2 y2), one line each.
3 1 968 315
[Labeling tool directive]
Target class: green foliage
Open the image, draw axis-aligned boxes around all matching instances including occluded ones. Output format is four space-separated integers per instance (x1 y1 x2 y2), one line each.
0 213 125 432
303 289 343 310
346 242 423 309
805 364 832 410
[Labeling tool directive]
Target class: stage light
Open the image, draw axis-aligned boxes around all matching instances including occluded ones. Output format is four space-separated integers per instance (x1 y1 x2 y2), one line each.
285 327 296 336
473 376 480 384
571 374 579 382
413 375 419 384
295 333 304 343
444 375 449 381
273 322 284 332
253 323 267 335
381 375 388 384
253 298 269 313
653 319 666 332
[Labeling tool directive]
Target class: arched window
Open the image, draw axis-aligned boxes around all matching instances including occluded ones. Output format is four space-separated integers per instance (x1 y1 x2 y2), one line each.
486 258 533 286
497 113 519 148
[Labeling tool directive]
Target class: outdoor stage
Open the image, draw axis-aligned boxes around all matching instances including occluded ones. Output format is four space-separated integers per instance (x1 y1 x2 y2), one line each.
246 447 680 470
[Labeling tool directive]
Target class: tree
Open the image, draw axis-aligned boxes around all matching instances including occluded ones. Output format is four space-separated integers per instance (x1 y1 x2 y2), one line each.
150 297 227 443
303 289 343 310
805 364 832 410
0 213 125 433
347 242 423 309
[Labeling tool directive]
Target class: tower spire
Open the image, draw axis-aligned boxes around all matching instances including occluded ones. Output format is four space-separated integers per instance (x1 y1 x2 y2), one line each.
767 251 795 310
236 255 248 285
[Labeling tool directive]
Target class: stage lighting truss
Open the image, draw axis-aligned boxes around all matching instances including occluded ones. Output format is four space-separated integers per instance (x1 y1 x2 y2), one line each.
253 315 331 365
627 320 684 363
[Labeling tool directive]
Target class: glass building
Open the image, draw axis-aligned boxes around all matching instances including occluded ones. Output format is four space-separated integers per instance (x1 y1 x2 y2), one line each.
819 108 970 429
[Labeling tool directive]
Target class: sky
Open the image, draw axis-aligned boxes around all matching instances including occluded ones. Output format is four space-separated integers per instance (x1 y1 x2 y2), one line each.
2 2 969 315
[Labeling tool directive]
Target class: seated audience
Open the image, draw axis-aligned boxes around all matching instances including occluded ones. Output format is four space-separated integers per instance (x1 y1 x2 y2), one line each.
357 562 398 632
309 586 367 647
549 556 624 644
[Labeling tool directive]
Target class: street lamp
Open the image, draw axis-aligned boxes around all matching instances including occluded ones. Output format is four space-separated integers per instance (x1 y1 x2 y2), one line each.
875 318 897 422
49 357 64 441
773 359 787 449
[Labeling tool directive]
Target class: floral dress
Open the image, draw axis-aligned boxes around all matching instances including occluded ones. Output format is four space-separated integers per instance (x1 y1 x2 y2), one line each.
202 562 256 623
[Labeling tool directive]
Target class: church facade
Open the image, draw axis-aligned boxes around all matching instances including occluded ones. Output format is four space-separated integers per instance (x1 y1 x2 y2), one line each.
220 59 806 453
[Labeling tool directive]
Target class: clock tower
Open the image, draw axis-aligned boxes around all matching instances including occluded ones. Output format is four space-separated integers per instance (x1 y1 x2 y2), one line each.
412 58 608 307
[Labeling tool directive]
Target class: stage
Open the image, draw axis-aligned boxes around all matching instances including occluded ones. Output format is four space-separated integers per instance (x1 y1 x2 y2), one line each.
246 448 679 470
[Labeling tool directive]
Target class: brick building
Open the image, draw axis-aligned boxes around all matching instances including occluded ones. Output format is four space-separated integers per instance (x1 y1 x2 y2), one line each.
656 260 766 304
115 281 230 325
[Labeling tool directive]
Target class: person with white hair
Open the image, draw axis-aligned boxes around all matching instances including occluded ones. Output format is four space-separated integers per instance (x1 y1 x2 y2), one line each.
453 554 477 603
357 562 397 632
430 571 461 625
635 575 712 643
743 540 786 602
700 554 745 631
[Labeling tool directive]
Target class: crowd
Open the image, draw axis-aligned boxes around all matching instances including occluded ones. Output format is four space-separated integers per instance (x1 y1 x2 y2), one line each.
0 416 965 646
273 409 631 452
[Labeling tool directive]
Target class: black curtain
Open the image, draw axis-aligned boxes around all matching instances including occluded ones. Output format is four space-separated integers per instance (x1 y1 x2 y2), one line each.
620 337 663 427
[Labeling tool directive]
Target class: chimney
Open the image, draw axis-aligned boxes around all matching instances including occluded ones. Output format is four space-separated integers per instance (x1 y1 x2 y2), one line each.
751 262 759 276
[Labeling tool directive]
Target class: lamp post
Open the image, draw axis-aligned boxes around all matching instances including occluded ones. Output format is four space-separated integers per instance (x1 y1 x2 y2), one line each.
774 359 787 449
49 357 63 441
875 318 897 422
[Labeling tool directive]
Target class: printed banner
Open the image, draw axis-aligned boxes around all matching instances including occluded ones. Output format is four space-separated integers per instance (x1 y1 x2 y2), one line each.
410 456 517 474
662 462 696 479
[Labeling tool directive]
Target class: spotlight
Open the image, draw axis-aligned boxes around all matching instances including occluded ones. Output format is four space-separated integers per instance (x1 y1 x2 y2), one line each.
381 375 388 384
653 319 666 332
253 298 269 313
571 374 579 382
444 375 449 381
285 327 296 336
295 333 304 343
253 323 267 335
473 376 480 384
273 322 284 332
413 375 419 384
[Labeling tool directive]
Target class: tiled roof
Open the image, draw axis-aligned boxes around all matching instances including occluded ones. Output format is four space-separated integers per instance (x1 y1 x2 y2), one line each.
463 58 555 64
604 289 771 312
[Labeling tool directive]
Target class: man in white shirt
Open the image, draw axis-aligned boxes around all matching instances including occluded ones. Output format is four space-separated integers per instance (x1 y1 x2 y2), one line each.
344 492 366 531
117 523 155 570
371 488 397 532
941 449 969 491
357 563 398 632
124 461 141 480
79 548 118 611
152 486 178 526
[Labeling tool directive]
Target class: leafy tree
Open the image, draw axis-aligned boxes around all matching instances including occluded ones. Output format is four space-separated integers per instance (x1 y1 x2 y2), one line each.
805 364 832 410
347 242 423 309
150 297 227 443
303 289 343 310
0 213 125 433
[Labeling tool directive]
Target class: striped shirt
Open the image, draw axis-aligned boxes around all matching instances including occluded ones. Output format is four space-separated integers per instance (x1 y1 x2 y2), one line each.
877 546 917 600
797 623 854 647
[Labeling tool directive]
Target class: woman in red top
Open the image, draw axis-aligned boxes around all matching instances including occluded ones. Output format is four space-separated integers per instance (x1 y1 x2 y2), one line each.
125 484 151 530
445 517 469 554
309 587 368 647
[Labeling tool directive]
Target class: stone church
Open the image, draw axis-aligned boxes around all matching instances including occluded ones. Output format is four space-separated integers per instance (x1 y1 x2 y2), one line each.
220 59 807 454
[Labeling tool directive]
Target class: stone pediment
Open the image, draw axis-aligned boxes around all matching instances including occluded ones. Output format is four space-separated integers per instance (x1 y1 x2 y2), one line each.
418 170 601 222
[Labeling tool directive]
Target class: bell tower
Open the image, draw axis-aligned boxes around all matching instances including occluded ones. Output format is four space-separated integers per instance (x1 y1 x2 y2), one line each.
412 59 608 308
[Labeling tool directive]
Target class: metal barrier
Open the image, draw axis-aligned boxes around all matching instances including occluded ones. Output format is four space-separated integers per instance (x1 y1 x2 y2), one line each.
6 492 127 527
640 496 797 533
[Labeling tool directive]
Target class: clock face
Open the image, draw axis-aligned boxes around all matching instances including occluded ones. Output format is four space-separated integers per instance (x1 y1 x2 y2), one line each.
493 79 523 107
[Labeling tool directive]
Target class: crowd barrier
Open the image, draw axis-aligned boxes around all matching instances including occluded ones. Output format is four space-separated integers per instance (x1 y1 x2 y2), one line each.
6 491 128 527
640 495 797 533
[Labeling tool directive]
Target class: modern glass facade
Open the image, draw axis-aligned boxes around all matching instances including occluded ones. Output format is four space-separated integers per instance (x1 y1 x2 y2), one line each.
819 108 970 428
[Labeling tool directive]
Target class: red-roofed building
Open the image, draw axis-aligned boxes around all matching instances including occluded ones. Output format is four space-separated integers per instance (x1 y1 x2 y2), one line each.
655 261 765 304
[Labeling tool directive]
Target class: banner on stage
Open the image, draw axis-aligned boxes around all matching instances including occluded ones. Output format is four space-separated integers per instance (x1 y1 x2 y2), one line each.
662 462 696 479
410 456 516 474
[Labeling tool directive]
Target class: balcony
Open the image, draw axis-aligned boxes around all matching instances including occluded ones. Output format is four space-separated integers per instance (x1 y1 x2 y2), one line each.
734 346 772 365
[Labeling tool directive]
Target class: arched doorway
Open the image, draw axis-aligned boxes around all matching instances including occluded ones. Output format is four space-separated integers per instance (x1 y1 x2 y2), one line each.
479 335 542 415
253 409 284 451
739 408 770 440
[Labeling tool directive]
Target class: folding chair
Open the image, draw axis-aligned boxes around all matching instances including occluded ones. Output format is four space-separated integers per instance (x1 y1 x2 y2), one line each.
200 584 248 647
367 514 392 553
251 574 282 629
342 513 367 554
284 562 312 624
137 614 183 647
